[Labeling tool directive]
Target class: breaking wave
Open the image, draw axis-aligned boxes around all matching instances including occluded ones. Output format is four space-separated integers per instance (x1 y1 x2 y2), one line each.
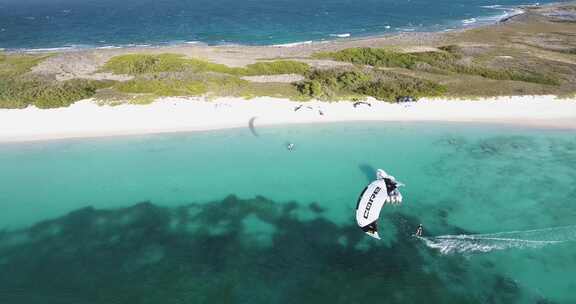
272 40 313 47
421 225 576 254
481 4 504 9
329 33 351 38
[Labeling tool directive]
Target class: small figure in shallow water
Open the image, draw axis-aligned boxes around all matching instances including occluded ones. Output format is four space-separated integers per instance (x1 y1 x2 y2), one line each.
287 143 295 151
415 224 423 237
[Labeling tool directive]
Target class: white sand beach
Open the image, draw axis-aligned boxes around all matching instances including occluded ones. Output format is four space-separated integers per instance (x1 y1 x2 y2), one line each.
0 96 575 142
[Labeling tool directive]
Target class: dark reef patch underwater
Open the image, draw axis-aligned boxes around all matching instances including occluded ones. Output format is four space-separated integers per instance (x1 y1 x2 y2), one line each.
0 195 552 304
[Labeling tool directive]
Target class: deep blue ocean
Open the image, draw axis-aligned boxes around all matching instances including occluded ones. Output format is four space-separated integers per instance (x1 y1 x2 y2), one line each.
0 0 559 50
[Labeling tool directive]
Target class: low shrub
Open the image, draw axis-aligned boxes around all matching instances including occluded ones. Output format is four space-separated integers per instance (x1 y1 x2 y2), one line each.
315 48 419 68
243 61 310 76
296 68 446 101
115 78 207 96
102 54 310 76
355 73 447 101
0 53 50 77
113 74 251 98
0 77 115 109
315 47 559 85
102 54 192 75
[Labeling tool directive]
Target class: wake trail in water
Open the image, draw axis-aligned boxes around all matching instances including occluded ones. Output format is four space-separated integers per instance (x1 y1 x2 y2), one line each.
420 225 576 254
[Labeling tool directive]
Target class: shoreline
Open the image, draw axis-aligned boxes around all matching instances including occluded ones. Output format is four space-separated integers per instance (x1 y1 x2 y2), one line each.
1 96 574 143
4 30 442 54
2 1 542 54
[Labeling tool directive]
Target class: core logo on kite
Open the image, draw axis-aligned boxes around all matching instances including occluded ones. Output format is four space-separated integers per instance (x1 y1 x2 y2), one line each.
363 186 381 219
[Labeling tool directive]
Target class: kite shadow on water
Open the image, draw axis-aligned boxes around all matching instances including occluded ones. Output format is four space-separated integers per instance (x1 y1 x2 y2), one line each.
250 116 297 151
358 163 377 182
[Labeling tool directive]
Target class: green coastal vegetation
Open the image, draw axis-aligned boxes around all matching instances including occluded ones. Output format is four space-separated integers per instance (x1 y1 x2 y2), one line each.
314 47 560 86
0 53 114 108
297 68 446 101
1 25 574 109
0 47 568 109
97 53 448 102
97 53 451 103
101 54 310 76
0 52 310 108
96 54 309 102
1 77 114 109
108 75 301 101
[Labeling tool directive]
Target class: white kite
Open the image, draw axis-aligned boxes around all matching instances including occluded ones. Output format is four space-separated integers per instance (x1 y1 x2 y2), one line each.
355 169 404 239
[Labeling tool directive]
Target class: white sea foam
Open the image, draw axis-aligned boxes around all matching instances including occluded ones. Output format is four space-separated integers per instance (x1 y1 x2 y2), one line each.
481 4 504 9
123 43 152 48
456 6 524 28
524 2 540 7
20 42 147 53
272 41 313 47
14 40 205 52
329 33 351 38
421 225 576 255
97 45 122 49
500 8 525 20
22 46 77 52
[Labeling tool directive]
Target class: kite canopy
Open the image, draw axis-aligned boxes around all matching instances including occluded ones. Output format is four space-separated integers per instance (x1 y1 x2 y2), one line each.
355 169 403 239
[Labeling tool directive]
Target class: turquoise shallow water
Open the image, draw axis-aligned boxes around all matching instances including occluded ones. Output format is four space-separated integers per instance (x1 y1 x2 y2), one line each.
0 122 575 303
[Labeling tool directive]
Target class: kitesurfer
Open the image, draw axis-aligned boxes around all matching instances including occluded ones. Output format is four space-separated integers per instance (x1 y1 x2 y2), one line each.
377 170 398 194
415 224 423 237
376 169 404 199
383 177 398 194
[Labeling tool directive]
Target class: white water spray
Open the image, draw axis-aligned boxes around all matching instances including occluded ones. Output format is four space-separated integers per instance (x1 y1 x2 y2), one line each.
420 225 576 254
